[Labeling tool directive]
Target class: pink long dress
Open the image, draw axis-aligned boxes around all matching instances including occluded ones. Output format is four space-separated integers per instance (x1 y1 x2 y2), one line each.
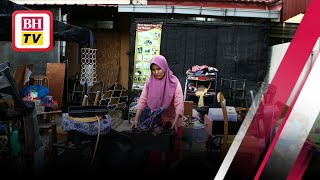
136 81 185 171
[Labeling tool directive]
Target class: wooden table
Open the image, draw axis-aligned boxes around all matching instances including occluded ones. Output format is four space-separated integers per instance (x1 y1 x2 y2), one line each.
37 110 62 130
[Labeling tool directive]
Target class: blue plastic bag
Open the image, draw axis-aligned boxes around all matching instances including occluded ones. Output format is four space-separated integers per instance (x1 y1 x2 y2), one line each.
20 85 49 99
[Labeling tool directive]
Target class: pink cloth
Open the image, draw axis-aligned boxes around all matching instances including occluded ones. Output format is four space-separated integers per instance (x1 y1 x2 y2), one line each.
137 81 184 127
191 65 208 72
146 55 179 110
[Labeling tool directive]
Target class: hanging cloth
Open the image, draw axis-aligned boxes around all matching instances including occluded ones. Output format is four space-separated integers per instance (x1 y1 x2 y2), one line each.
195 82 211 108
195 88 208 107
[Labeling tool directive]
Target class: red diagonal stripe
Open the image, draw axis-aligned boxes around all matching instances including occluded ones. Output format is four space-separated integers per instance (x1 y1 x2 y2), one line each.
285 51 320 179
257 46 320 179
256 49 319 179
253 0 320 179
224 0 320 179
287 142 312 180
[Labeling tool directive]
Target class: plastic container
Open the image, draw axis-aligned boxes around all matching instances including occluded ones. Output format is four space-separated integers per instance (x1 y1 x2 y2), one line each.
44 95 53 104
40 105 45 112
32 98 42 112
192 121 208 143
52 101 58 111
45 96 53 112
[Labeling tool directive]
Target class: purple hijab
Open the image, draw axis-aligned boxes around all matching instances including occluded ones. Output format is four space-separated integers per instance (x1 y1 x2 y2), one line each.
146 55 178 111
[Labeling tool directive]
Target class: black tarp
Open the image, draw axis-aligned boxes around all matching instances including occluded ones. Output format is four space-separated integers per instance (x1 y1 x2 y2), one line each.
0 0 93 46
129 19 271 94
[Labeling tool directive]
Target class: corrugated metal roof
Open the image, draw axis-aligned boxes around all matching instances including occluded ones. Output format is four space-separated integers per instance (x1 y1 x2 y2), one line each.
282 0 310 22
148 0 281 5
148 0 311 22
11 0 310 22
10 0 147 5
147 0 282 10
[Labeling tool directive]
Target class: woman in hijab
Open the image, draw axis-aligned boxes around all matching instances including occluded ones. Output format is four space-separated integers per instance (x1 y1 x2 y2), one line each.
132 55 184 171
132 55 184 134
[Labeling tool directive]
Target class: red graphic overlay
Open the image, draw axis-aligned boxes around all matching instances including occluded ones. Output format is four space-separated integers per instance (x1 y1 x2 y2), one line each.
253 0 320 179
218 0 320 179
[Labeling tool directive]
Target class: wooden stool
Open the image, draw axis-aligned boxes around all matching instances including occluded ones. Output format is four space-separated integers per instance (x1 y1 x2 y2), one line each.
30 75 49 88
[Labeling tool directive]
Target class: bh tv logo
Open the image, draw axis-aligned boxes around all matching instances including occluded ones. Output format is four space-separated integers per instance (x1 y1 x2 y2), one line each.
12 10 53 52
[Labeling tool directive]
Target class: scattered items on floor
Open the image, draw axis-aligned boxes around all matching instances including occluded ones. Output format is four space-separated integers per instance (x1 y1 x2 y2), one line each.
20 85 49 101
184 101 193 125
206 136 222 151
182 109 203 127
182 116 190 126
192 109 201 120
36 109 219 177
192 120 207 143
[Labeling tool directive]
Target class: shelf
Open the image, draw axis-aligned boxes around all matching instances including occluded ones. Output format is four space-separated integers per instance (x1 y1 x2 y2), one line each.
184 72 218 108
221 87 245 91
192 104 210 111
187 74 217 80
187 78 216 82
186 73 217 77
38 123 52 130
186 91 216 97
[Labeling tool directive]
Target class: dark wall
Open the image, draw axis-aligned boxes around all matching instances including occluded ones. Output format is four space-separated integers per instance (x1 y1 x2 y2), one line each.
129 19 271 92
0 42 59 75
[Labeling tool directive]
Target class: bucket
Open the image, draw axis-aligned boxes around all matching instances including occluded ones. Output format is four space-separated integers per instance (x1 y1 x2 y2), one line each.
192 121 208 143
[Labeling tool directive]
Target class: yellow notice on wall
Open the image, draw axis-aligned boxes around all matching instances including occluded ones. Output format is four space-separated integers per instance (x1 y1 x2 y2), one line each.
132 23 162 90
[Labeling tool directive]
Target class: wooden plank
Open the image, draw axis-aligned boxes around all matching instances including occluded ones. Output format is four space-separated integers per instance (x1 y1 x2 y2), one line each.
93 31 120 90
37 110 62 115
46 63 66 109
184 101 193 123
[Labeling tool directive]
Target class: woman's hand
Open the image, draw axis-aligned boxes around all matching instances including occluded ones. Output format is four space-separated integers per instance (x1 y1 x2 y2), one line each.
171 121 178 132
131 109 143 129
171 113 180 132
131 118 139 129
171 114 180 132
